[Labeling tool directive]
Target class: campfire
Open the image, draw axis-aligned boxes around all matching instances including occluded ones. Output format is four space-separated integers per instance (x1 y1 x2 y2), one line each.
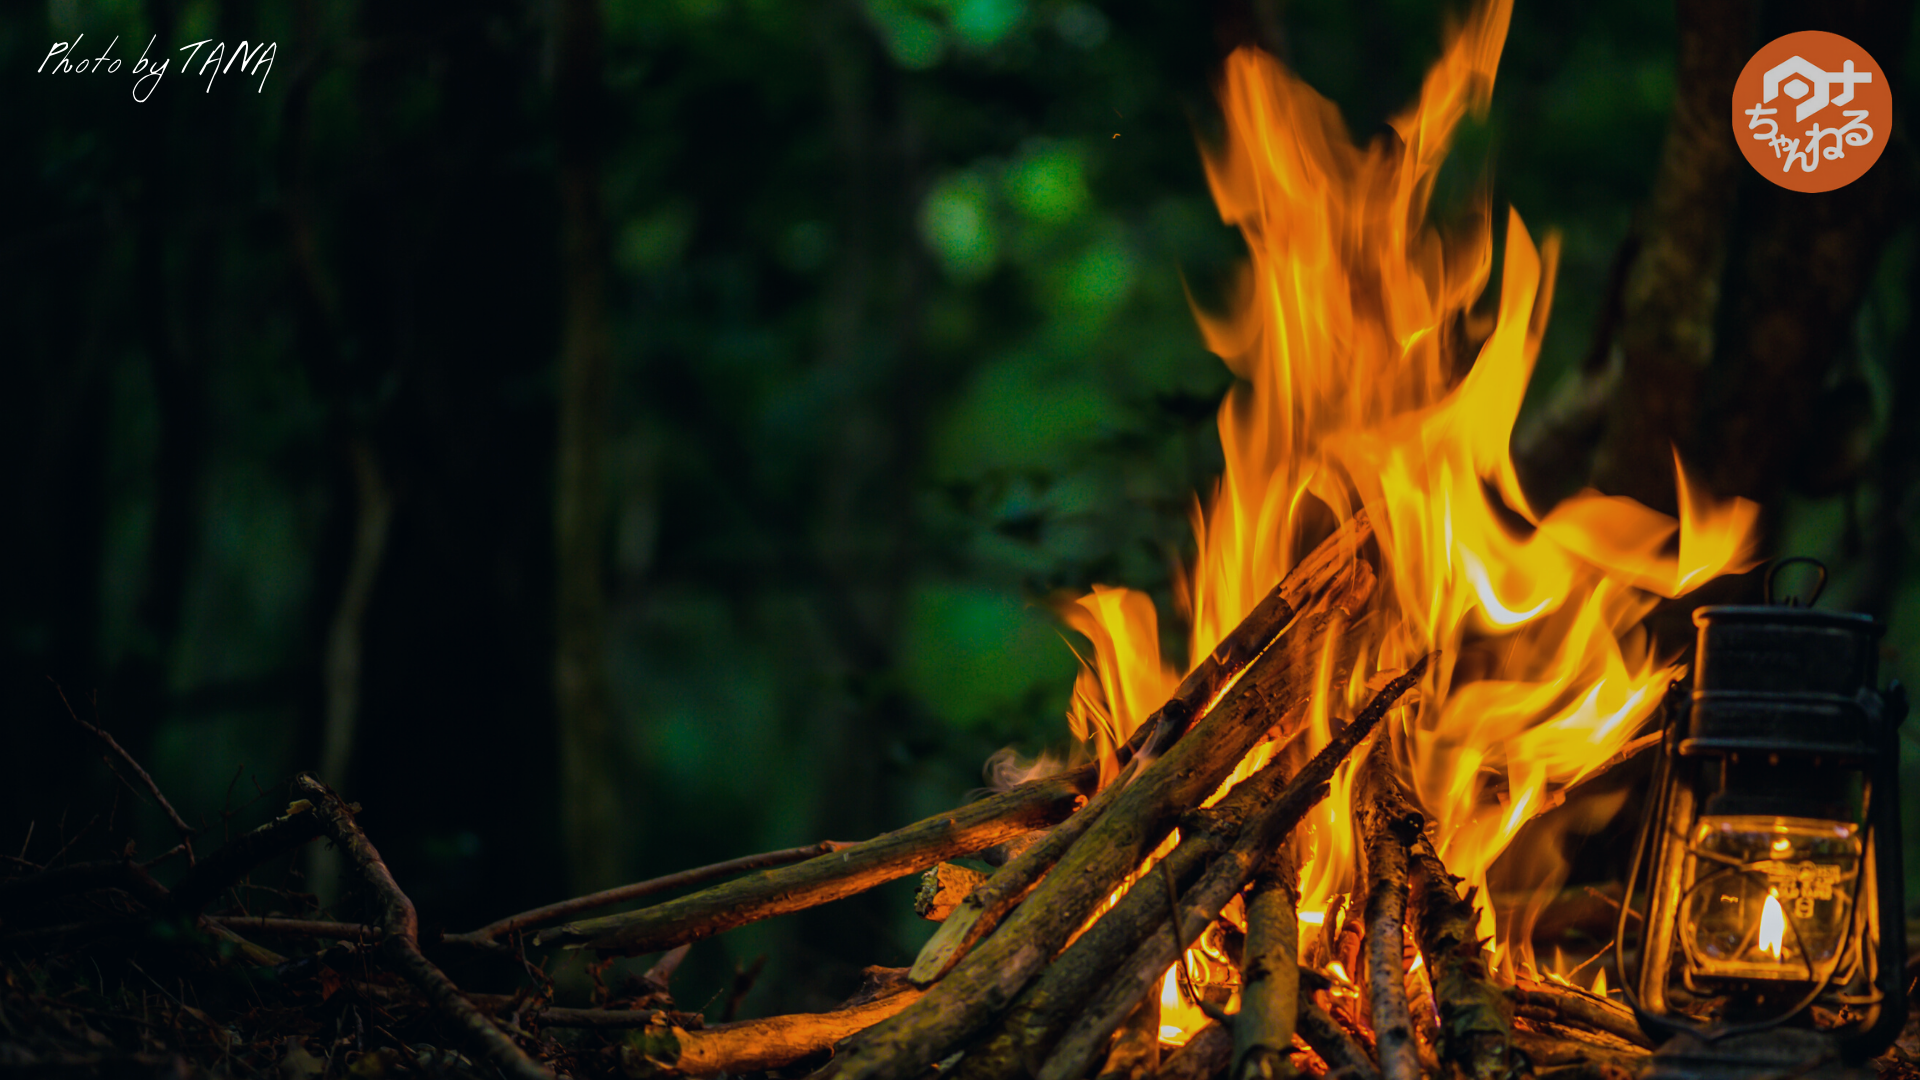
33 2 1912 1080
540 0 1770 1074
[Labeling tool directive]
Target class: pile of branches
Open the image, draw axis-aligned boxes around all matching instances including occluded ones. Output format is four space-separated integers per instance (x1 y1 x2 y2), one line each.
4 520 1910 1080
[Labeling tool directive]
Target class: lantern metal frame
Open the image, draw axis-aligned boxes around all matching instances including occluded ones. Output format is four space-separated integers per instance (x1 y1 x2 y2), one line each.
1616 563 1908 1062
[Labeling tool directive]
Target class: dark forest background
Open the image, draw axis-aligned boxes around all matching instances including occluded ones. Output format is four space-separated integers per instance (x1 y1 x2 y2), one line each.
4 0 1918 1017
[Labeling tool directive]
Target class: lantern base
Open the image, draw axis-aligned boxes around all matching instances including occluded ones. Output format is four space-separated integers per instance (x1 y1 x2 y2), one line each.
1643 1029 1867 1080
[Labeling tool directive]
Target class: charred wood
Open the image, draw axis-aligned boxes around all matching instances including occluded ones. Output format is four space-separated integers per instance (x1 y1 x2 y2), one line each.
1356 754 1422 1080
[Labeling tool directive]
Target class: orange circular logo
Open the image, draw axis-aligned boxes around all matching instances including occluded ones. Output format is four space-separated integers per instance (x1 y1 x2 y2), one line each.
1732 31 1890 192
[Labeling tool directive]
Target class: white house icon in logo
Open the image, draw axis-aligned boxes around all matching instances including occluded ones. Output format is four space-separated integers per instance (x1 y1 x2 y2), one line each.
1763 55 1873 122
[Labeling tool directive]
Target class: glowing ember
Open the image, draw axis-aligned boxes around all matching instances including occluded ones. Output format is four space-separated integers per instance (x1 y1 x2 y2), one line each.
1060 0 1759 978
1758 892 1787 960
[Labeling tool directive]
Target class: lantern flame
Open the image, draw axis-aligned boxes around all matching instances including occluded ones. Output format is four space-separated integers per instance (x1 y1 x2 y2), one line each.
1758 892 1787 960
1059 0 1760 973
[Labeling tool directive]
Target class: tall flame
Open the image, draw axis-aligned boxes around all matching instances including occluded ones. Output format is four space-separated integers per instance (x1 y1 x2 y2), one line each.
1062 0 1759 966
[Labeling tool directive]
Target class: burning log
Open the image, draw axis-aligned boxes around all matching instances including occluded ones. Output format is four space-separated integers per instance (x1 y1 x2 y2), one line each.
290 774 553 1080
1405 835 1519 1079
536 761 1092 953
949 718 1350 1080
910 513 1373 986
1234 848 1302 1080
1357 753 1423 1080
1156 1023 1233 1080
1099 996 1163 1080
1031 656 1432 1080
816 561 1381 1080
1297 979 1383 1080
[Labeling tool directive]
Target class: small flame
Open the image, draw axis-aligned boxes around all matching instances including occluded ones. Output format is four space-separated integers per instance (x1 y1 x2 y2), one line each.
1158 965 1206 1047
1591 967 1608 996
1326 961 1352 985
1758 892 1787 960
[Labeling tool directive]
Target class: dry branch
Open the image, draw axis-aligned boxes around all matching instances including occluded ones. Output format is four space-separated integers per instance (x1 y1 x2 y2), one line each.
1510 980 1650 1051
166 803 324 917
0 858 169 913
53 683 197 862
1357 753 1422 1080
446 840 853 948
1236 848 1301 1080
1032 654 1433 1080
1098 994 1162 1080
1510 1026 1649 1074
210 916 376 939
538 766 1090 954
821 571 1381 1080
1298 992 1382 1080
955 738 1329 1079
909 514 1373 985
618 984 926 1078
291 774 553 1080
1405 836 1517 1079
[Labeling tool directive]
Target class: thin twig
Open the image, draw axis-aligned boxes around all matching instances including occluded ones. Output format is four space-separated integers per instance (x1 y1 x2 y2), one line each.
51 680 197 863
444 840 854 948
291 774 553 1080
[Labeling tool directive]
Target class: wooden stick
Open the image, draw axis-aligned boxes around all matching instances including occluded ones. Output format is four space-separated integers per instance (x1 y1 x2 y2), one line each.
538 766 1091 954
208 916 378 940
1510 979 1650 1050
445 840 854 947
1098 993 1163 1080
1128 513 1374 764
52 682 197 863
1356 752 1421 1080
1032 655 1433 1080
1298 996 1382 1080
0 858 169 912
956 744 1329 1080
1236 847 1302 1080
166 803 324 917
1509 1027 1647 1073
907 757 1137 985
1403 838 1516 1079
616 985 926 1078
1156 1023 1233 1080
909 514 1373 985
821 575 1380 1080
291 774 552 1080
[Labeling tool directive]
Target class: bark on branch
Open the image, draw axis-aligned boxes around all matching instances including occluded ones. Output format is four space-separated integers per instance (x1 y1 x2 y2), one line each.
537 766 1093 953
291 774 553 1080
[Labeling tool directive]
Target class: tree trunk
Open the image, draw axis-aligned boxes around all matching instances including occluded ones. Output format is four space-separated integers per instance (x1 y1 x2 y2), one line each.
554 0 621 894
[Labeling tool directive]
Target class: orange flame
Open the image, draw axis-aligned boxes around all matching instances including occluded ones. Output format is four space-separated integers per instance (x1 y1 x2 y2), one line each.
1061 0 1759 969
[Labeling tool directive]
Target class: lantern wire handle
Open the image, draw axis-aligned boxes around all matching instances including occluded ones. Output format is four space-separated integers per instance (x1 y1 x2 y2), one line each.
1764 556 1827 607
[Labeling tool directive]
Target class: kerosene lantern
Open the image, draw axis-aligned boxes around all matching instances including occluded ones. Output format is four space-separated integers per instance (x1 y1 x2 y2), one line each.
1619 560 1908 1074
